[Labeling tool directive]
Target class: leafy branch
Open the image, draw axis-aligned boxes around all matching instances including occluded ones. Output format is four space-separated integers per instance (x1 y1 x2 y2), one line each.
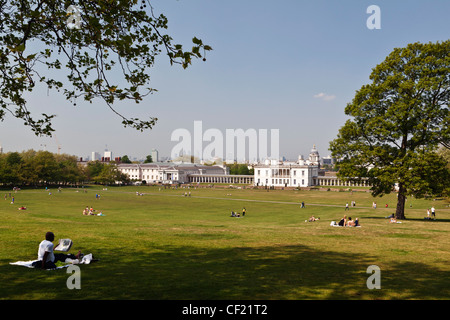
0 0 212 136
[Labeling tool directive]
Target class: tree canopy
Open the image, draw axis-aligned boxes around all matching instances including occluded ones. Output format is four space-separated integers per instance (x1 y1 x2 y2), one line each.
226 163 254 175
329 40 450 219
0 150 130 185
143 154 152 163
121 155 132 163
0 0 211 136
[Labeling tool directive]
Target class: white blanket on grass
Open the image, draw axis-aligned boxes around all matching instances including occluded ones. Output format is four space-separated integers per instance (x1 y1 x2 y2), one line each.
10 260 69 269
10 253 94 270
330 221 361 227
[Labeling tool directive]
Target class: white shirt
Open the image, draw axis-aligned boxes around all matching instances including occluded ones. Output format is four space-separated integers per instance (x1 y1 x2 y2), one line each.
38 240 55 262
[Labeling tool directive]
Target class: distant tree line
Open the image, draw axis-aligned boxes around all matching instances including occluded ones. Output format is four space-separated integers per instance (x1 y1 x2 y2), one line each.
120 154 153 164
0 150 129 186
226 163 254 175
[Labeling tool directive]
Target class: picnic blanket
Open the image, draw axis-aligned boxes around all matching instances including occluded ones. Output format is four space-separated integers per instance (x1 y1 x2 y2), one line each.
10 260 69 270
330 221 361 227
330 221 340 227
10 253 95 270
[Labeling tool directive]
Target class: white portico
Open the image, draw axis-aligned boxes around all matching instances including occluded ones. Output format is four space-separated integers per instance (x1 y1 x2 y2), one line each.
253 145 321 188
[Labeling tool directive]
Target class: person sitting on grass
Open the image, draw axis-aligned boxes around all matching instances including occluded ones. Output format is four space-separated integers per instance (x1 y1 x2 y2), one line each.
338 215 347 226
82 206 95 215
32 232 83 269
230 211 240 217
346 217 355 227
389 217 402 224
346 217 360 227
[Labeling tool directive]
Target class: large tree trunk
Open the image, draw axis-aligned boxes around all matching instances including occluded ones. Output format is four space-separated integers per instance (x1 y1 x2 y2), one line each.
395 133 409 220
395 183 407 219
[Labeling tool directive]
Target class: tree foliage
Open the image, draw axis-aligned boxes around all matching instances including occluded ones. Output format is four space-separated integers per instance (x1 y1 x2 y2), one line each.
91 162 128 184
143 154 152 163
0 150 130 185
227 163 253 175
329 41 450 219
0 0 211 136
0 150 82 184
121 155 132 163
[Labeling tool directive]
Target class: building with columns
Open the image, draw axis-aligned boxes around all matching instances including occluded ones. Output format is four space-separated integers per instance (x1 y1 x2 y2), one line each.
188 173 253 185
253 145 321 188
316 176 371 187
252 145 371 188
115 145 371 188
118 162 231 184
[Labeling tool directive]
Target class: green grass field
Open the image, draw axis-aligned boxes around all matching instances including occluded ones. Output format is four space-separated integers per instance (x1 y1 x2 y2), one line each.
1 185 449 300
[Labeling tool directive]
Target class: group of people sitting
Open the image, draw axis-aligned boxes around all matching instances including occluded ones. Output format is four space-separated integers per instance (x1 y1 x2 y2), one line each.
230 208 246 218
333 215 360 227
82 206 104 216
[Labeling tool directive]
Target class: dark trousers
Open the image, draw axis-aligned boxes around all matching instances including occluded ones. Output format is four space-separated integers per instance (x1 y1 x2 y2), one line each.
33 253 77 269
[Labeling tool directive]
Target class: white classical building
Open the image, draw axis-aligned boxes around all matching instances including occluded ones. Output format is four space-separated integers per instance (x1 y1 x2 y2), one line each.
253 145 321 188
116 145 371 188
253 145 372 188
118 162 230 184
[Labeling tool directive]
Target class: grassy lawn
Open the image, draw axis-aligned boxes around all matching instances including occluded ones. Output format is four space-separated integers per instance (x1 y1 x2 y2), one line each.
0 185 449 300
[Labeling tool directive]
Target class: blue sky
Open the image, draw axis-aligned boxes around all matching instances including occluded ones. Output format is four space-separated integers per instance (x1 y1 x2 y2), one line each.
0 0 449 161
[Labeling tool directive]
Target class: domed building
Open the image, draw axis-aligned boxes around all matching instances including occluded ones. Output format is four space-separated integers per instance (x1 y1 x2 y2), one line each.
307 144 320 166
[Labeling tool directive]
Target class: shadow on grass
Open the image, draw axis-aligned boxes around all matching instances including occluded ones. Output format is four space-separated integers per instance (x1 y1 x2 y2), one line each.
1 244 448 300
364 216 450 223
